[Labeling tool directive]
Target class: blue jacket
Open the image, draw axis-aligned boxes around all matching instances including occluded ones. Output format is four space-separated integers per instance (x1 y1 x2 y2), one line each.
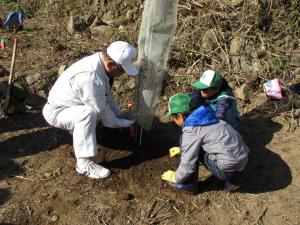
175 105 249 183
184 105 219 127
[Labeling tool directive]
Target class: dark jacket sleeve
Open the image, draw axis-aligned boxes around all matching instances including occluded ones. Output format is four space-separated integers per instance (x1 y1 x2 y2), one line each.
215 98 232 119
190 91 207 108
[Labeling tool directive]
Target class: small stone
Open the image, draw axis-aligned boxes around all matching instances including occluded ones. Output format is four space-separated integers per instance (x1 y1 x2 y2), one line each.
234 83 252 101
26 73 42 85
126 10 134 21
231 56 241 71
228 81 237 90
294 109 300 118
126 79 135 90
73 33 81 39
230 36 244 56
58 65 67 76
91 25 114 39
113 80 121 88
240 56 253 72
252 59 262 73
51 215 58 222
44 172 52 178
244 73 258 84
201 30 217 53
37 90 47 99
67 16 86 35
224 0 244 7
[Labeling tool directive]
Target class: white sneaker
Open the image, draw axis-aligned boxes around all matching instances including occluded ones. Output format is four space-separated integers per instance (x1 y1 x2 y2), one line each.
76 160 111 179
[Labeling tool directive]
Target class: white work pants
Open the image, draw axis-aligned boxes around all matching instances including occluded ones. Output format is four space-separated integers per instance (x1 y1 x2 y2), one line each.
43 103 98 158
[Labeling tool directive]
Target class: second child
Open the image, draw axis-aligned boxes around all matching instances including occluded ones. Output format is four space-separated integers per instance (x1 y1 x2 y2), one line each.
191 69 240 129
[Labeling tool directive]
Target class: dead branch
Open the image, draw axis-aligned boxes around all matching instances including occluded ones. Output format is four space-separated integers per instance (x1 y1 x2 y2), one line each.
145 200 157 219
252 207 268 225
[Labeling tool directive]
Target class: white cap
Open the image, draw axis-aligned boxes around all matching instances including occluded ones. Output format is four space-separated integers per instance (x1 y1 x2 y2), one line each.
106 41 139 76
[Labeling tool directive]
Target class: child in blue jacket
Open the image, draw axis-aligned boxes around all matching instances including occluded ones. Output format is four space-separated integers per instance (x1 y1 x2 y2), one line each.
191 70 240 129
162 94 249 194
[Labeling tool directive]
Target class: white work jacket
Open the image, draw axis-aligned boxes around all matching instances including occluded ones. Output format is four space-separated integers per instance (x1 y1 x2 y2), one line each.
47 52 131 128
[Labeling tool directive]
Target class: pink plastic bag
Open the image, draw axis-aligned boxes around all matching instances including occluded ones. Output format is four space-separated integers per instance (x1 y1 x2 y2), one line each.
263 79 283 100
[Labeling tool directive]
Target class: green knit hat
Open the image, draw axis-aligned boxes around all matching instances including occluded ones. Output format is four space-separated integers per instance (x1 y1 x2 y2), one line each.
166 93 192 117
192 70 223 90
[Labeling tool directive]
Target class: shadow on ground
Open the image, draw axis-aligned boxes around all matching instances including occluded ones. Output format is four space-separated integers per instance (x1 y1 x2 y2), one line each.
0 110 47 133
0 111 70 181
0 188 11 205
97 100 292 194
198 101 292 194
0 99 292 195
97 117 180 169
238 104 292 193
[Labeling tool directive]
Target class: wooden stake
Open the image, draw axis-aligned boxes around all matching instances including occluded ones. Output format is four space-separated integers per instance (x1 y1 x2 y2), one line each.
4 38 18 115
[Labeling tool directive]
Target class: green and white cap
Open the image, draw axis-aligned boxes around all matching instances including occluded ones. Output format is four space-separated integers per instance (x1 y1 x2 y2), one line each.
166 93 192 117
192 70 223 90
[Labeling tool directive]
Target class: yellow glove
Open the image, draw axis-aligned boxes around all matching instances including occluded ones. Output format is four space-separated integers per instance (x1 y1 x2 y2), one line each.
169 147 181 157
161 170 176 183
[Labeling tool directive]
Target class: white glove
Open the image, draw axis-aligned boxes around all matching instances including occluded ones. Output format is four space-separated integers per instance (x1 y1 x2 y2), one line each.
118 119 135 128
99 108 135 128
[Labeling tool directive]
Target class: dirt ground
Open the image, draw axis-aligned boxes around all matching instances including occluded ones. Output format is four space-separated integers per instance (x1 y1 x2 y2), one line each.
1 1 300 225
1 93 300 225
